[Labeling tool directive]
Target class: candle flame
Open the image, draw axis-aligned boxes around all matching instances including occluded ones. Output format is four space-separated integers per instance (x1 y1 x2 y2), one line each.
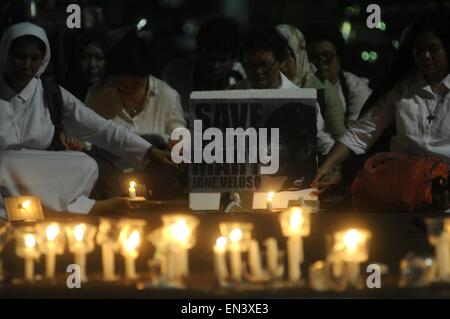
129 181 136 189
124 230 140 251
289 208 303 230
229 228 243 242
171 219 190 243
267 191 275 201
343 229 362 251
24 233 36 248
21 200 32 209
74 224 86 242
46 224 60 241
215 236 227 251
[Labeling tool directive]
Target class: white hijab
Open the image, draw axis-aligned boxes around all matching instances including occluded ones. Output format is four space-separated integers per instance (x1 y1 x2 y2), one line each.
0 22 51 78
276 24 315 88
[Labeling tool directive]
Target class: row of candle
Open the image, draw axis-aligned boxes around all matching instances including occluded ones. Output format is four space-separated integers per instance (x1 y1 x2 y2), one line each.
11 214 200 283
213 205 373 288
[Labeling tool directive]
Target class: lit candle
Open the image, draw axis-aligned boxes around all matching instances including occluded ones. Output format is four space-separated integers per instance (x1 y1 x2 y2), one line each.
37 223 64 279
129 181 136 199
264 237 279 278
213 236 228 284
279 207 311 282
74 224 87 281
123 230 140 280
426 218 450 282
229 228 243 282
66 223 97 282
96 219 120 282
333 228 371 288
435 232 450 281
24 233 37 281
161 215 199 282
266 192 274 212
248 239 264 279
118 219 146 280
219 222 253 284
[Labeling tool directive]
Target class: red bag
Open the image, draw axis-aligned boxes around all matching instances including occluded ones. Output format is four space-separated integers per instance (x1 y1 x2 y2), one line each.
351 152 449 212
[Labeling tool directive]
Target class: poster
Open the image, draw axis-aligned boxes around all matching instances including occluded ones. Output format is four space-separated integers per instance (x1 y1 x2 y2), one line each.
187 89 318 193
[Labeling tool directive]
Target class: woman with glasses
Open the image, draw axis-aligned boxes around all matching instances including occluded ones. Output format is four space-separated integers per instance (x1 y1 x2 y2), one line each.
276 24 347 139
306 23 372 126
231 27 335 156
313 16 450 193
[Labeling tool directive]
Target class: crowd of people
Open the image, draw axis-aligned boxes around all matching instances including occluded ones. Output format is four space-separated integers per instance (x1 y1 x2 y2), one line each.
1 13 450 217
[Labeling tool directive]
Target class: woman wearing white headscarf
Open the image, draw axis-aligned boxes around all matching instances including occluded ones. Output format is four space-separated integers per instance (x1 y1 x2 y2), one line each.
276 24 346 139
0 22 175 219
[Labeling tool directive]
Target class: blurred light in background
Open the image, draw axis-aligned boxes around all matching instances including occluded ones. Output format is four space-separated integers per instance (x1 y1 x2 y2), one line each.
341 21 352 42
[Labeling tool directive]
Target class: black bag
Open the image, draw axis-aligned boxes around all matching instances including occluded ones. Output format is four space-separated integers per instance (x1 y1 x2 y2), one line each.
42 77 65 151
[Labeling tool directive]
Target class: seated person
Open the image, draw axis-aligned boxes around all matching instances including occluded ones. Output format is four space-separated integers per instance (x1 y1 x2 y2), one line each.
314 16 450 193
162 16 244 119
61 30 108 101
305 23 372 126
230 27 335 156
85 30 186 198
0 22 175 218
276 24 347 139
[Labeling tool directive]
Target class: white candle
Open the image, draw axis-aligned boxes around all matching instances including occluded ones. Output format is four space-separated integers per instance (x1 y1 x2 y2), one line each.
166 244 178 281
229 228 243 282
436 232 450 280
347 261 361 287
23 233 37 281
123 230 140 280
287 235 302 282
264 237 278 277
102 243 116 281
44 224 60 279
178 248 188 278
45 248 56 279
213 236 228 283
266 192 274 212
248 240 264 279
129 181 136 199
74 246 87 282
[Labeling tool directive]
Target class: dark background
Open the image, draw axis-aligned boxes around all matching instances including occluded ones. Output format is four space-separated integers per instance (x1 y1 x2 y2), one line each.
2 0 449 89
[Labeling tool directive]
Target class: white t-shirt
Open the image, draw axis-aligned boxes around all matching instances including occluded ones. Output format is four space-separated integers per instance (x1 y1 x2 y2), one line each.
340 71 450 163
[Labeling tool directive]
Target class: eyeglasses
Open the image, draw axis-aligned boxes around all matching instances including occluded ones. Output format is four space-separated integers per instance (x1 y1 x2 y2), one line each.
310 51 336 64
244 59 278 73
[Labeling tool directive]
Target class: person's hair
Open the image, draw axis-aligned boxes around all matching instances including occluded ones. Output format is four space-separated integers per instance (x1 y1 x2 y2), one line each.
9 35 46 56
106 31 152 77
240 27 289 62
196 16 240 57
305 23 347 67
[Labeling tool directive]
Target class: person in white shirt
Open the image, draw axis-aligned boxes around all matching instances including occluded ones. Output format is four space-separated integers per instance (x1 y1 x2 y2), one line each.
231 27 335 155
85 30 186 198
86 31 186 146
0 22 175 218
313 17 450 192
306 23 372 125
